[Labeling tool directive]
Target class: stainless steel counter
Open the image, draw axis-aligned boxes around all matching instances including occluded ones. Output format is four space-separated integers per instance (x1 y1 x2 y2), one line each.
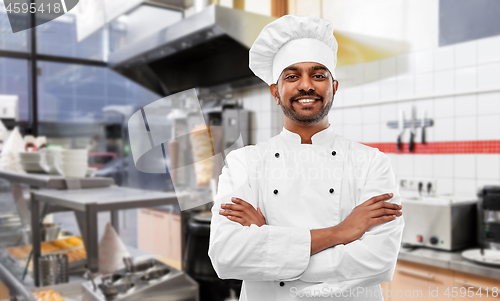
0 170 114 189
30 187 190 286
398 246 500 280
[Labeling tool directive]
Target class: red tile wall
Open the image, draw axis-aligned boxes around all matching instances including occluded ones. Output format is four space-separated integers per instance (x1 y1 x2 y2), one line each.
363 141 500 154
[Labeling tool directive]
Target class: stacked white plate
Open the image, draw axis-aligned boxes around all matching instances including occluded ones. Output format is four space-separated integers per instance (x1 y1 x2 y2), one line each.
19 152 45 173
55 149 89 178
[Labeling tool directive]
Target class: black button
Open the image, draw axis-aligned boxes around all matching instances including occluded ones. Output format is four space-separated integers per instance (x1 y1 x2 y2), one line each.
273 189 278 194
279 281 285 287
332 150 336 156
329 188 334 193
275 152 280 158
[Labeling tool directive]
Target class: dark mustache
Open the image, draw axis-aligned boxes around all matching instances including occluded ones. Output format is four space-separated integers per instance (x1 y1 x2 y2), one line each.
290 92 323 102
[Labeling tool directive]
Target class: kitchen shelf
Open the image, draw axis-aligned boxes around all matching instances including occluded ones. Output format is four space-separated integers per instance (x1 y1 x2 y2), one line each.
30 187 190 287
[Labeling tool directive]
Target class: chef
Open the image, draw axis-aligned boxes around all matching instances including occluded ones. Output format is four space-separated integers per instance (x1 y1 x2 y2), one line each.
208 15 404 300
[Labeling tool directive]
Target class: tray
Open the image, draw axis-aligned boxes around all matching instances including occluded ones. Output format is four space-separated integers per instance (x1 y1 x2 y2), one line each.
461 248 500 267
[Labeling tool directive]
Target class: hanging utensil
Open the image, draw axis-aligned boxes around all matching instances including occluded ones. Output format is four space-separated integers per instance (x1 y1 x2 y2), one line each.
409 106 416 152
421 109 427 144
397 110 405 151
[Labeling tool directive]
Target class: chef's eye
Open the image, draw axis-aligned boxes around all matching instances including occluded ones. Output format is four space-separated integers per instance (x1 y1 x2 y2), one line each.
313 74 326 79
285 75 297 80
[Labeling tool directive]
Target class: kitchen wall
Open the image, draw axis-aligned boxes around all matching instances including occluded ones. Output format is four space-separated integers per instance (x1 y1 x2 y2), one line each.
237 33 500 200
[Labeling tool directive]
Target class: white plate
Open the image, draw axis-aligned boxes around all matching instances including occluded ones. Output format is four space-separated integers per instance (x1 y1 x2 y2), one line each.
461 248 500 267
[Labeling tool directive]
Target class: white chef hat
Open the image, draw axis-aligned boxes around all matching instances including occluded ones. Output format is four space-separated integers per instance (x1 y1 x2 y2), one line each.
249 15 338 86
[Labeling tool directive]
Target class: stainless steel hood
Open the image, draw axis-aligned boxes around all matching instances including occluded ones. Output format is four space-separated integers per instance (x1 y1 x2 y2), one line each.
108 4 276 96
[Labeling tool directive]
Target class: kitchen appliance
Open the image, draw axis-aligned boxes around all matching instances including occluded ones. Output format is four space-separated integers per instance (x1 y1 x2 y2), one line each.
168 94 250 193
108 4 276 95
82 258 198 301
401 196 477 251
477 186 500 250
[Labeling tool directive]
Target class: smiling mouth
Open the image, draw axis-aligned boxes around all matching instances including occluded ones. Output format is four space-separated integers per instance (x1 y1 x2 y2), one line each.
296 98 319 103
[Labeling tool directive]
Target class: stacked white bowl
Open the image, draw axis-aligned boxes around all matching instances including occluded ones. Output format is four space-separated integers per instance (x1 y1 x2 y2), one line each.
55 149 89 178
40 148 63 175
19 152 44 173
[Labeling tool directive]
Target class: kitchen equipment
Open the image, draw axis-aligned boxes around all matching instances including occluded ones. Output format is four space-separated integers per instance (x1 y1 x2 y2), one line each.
108 4 276 95
476 186 500 250
40 223 61 242
401 196 477 251
184 211 241 301
81 258 198 301
39 254 69 286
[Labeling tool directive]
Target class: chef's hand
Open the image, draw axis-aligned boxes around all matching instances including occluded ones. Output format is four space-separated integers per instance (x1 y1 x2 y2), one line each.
219 197 267 227
338 193 402 244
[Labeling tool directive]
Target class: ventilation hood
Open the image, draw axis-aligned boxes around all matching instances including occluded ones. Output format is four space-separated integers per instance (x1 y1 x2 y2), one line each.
108 4 276 96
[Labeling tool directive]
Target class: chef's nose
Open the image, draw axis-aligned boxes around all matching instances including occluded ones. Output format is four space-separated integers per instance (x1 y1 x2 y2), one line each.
298 75 314 92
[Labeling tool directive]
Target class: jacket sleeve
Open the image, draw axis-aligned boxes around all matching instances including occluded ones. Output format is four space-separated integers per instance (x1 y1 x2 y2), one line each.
297 150 404 291
208 147 312 281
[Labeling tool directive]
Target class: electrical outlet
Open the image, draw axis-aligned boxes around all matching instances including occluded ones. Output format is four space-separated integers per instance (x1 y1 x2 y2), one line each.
399 177 437 197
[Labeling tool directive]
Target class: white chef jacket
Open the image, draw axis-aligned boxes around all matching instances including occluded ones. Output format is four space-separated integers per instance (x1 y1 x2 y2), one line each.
208 124 404 300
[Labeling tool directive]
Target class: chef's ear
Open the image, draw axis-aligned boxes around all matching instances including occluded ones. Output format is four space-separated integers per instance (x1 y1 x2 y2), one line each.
333 79 339 94
270 83 280 105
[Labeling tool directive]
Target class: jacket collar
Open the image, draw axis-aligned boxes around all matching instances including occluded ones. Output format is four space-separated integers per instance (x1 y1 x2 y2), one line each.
279 123 335 146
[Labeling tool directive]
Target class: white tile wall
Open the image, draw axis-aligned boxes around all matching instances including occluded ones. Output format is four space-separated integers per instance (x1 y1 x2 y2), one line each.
477 62 500 90
414 155 433 177
455 40 477 68
477 92 500 115
477 115 500 140
454 94 476 116
455 116 477 141
433 155 454 178
434 46 454 71
455 66 477 92
454 154 476 179
478 36 500 64
476 155 500 180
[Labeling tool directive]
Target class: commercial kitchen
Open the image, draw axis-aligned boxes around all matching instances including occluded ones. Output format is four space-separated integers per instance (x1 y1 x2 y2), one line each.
1 0 500 300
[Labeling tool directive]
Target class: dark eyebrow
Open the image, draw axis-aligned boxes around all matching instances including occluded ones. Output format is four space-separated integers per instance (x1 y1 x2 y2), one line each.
283 66 298 72
312 66 327 71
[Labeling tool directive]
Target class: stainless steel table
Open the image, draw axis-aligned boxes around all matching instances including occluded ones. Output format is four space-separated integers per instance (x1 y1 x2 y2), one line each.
31 187 189 286
0 170 114 190
0 170 114 226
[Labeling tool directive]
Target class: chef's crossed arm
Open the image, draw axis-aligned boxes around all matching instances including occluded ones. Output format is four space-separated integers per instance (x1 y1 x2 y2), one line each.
208 147 313 281
296 151 405 292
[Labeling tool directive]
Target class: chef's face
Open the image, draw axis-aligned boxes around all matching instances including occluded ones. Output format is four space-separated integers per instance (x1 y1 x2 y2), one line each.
270 62 338 125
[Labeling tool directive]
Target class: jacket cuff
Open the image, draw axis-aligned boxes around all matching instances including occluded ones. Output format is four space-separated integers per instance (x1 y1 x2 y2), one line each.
265 225 311 280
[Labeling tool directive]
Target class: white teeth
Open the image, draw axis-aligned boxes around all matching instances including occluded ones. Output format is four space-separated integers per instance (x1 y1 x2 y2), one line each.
297 99 317 103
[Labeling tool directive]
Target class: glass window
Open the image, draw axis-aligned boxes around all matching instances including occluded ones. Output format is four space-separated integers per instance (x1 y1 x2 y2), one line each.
0 57 29 121
0 0 30 52
37 61 160 122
